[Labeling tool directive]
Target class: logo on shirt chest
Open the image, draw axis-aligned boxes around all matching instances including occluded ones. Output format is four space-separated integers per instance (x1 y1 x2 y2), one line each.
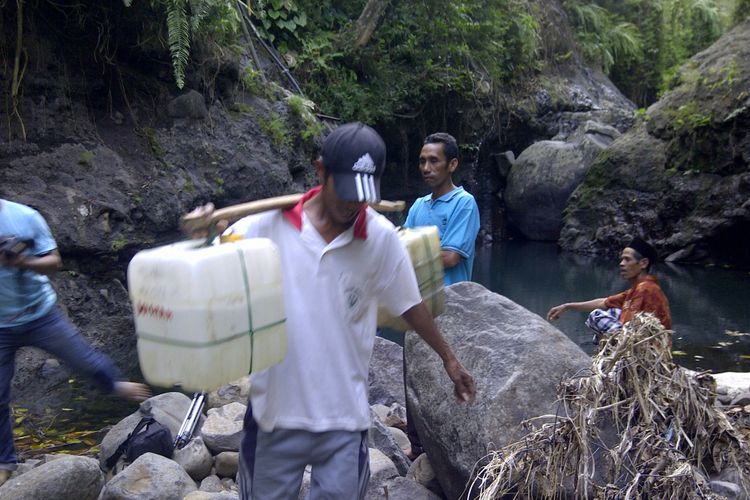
338 272 369 323
346 290 360 309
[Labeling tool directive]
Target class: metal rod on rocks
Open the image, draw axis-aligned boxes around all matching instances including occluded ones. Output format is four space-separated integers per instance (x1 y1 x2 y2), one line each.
174 392 206 449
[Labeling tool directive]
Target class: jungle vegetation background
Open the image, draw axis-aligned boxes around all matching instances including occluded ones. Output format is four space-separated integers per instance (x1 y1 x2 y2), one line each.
2 0 749 137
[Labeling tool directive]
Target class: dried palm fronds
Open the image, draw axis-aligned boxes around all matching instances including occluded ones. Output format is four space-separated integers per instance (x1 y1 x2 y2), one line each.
471 314 750 499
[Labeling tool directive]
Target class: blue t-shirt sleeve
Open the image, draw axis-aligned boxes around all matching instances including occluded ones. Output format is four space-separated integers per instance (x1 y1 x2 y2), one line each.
440 196 479 258
29 211 57 256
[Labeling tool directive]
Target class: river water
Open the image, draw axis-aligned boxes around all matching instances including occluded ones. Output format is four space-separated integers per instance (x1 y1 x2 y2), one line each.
472 240 750 373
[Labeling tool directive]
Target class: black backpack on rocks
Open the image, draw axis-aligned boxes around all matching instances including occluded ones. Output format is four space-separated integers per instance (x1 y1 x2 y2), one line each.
105 416 174 469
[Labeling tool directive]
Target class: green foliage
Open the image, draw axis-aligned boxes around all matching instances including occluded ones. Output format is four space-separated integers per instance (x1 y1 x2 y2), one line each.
566 0 727 106
250 0 307 49
279 0 540 125
123 0 242 88
166 0 191 89
566 1 642 72
260 112 290 147
138 127 165 159
672 102 713 130
241 66 267 97
111 234 128 252
734 0 750 24
214 175 225 194
78 150 95 166
287 94 323 141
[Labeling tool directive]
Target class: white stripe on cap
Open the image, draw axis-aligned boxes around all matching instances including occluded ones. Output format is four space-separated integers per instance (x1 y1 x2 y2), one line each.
362 174 372 201
367 174 377 201
355 173 365 201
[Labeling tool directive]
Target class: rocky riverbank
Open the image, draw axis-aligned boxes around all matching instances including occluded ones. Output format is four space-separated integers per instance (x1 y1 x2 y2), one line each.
2 284 749 499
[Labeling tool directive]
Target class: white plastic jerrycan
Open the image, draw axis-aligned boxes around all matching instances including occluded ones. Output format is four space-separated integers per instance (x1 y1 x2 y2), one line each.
377 226 445 331
127 238 287 392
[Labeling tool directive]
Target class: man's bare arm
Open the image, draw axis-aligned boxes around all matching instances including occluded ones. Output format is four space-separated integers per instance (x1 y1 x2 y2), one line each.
441 250 462 269
401 302 476 404
1 249 62 276
547 298 607 321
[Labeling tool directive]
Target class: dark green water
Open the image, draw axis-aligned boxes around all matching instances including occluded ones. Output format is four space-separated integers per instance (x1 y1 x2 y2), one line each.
473 241 750 373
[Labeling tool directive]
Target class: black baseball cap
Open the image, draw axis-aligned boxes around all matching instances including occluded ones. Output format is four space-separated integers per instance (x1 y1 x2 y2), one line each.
321 122 386 202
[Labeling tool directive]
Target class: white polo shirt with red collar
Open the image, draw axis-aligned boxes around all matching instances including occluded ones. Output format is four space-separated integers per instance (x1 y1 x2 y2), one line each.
228 187 422 433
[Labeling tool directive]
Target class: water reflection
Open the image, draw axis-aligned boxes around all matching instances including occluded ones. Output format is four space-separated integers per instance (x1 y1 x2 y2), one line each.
473 241 750 373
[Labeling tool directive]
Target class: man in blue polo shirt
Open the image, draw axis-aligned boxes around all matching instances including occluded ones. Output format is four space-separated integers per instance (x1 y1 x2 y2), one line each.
404 132 480 285
402 132 480 458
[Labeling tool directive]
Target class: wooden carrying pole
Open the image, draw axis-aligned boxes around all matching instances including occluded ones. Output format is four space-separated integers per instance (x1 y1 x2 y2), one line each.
180 194 405 234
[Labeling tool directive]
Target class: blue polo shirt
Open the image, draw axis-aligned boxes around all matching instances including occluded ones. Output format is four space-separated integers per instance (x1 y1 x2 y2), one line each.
404 187 480 286
0 200 58 327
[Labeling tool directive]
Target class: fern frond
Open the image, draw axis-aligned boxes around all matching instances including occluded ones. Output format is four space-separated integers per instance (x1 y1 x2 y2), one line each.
690 0 721 35
607 22 642 63
567 1 609 34
167 0 191 89
189 0 211 33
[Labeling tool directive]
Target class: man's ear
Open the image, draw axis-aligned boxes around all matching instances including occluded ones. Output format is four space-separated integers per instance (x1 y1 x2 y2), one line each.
448 158 459 174
314 158 325 183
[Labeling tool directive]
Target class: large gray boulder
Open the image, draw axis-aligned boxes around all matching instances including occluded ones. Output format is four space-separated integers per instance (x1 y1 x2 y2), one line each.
560 19 750 267
100 452 197 500
0 455 104 500
368 335 406 407
405 282 591 499
505 120 620 241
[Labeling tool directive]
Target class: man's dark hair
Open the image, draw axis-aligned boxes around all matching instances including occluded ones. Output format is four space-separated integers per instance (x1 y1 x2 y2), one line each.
424 133 459 163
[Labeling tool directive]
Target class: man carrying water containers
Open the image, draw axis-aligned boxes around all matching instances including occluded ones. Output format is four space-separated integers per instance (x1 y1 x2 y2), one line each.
546 236 672 342
0 199 150 487
187 122 476 500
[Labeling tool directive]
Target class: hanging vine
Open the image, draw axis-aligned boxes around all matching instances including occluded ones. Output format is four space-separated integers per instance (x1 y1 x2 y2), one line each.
10 0 27 141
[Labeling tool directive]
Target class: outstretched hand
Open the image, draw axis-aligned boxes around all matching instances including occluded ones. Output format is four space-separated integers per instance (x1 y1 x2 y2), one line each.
547 304 567 321
113 381 151 402
444 358 476 404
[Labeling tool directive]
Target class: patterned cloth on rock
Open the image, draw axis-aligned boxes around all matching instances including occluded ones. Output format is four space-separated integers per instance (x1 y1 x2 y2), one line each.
585 307 623 335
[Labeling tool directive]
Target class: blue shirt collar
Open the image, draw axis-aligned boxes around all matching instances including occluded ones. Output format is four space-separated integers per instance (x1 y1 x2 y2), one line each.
431 186 465 203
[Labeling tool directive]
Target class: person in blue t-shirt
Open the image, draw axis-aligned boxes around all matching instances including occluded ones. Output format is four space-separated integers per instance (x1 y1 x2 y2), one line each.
402 133 480 459
404 132 480 285
0 199 150 486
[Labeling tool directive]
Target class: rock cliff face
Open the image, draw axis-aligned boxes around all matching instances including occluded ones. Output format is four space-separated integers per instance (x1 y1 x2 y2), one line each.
560 20 750 267
0 21 314 410
466 62 636 243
